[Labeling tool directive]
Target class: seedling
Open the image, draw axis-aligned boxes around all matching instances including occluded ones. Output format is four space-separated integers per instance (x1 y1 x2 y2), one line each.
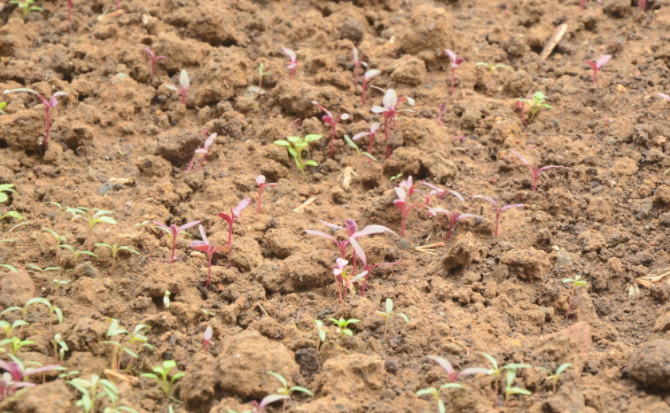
0 297 58 323
509 150 570 192
0 320 29 339
100 319 154 371
0 184 17 204
227 395 290 413
586 55 611 85
390 173 403 182
274 134 322 173
0 336 35 355
0 359 59 399
143 48 166 78
361 69 380 105
371 89 415 158
349 238 401 296
257 63 272 90
393 176 427 237
416 383 466 413
472 196 524 237
437 104 447 127
314 320 328 350
313 102 350 160
141 360 184 397
94 243 140 275
420 182 464 206
352 122 380 162
186 133 217 172
504 368 532 407
0 101 7 114
0 210 23 222
658 93 670 103
331 259 367 302
478 353 532 408
282 48 298 79
190 225 232 288
428 356 490 383
375 298 409 341
562 275 587 320
267 371 313 412
2 89 69 150
256 175 277 214
161 290 170 310
65 207 117 251
218 198 252 247
45 202 66 230
353 47 367 85
56 245 98 264
0 265 17 273
53 279 71 296
203 326 213 352
329 317 359 339
537 363 571 395
166 70 189 104
153 220 200 263
26 265 60 289
516 92 552 125
344 135 376 162
426 207 480 241
69 374 135 413
580 0 601 12
445 49 465 96
9 0 42 20
51 333 68 361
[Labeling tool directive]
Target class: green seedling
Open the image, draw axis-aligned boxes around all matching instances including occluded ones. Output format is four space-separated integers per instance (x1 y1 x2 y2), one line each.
389 173 403 182
140 360 184 398
562 275 587 320
375 298 409 342
163 291 171 309
0 184 17 204
57 244 98 264
0 336 35 355
51 333 68 361
43 228 67 264
53 279 71 296
69 374 137 413
100 319 154 371
416 383 466 413
314 319 329 350
0 211 23 222
9 0 42 20
504 368 532 407
1 297 53 321
0 320 29 339
0 101 6 114
94 243 140 275
344 135 377 162
258 63 272 91
65 207 117 250
58 369 80 379
135 220 151 231
26 265 60 289
328 317 359 340
202 308 215 318
0 264 17 273
479 353 532 408
45 202 66 230
537 363 571 395
267 371 313 412
274 134 322 173
515 92 552 126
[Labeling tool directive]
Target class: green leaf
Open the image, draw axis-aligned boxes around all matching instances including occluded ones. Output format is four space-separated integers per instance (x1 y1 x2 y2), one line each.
481 353 498 370
96 216 117 225
344 135 358 150
304 160 318 167
0 265 17 273
438 399 446 413
289 386 313 396
1 211 23 221
118 246 140 255
438 383 465 391
141 373 159 380
304 134 322 142
54 307 63 324
362 152 377 161
94 243 112 249
286 136 301 143
26 297 51 309
385 298 393 314
78 251 99 258
163 360 177 370
556 363 572 375
397 313 410 324
416 388 437 397
267 371 288 388
123 348 139 358
0 306 22 316
274 140 290 147
506 387 532 396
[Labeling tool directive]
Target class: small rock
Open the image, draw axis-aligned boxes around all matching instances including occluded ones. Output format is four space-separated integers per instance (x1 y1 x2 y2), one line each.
72 262 99 279
627 339 670 389
501 248 551 279
340 18 366 43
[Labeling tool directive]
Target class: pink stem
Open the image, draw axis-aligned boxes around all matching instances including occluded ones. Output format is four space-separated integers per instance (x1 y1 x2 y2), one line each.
494 211 500 237
384 115 391 159
354 63 359 85
67 0 72 22
169 231 176 263
368 132 374 164
330 124 336 159
181 90 187 104
44 107 51 150
257 187 262 214
361 81 367 105
205 253 213 288
532 168 539 192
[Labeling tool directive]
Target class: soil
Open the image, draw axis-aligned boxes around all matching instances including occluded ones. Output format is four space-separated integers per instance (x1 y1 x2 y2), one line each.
1 0 670 412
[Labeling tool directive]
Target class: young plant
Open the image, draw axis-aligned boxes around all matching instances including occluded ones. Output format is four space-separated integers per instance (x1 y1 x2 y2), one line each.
274 134 322 173
349 238 401 296
314 320 328 350
329 317 359 339
0 101 7 114
163 291 171 309
472 196 525 237
580 0 601 12
9 0 42 20
371 89 415 159
420 182 464 206
353 47 367 85
282 48 298 79
445 49 465 96
331 259 367 303
141 360 184 397
562 275 587 320
267 371 313 412
51 333 68 362
53 279 71 296
227 395 290 413
428 356 491 383
186 133 217 172
361 69 380 105
218 198 252 247
100 319 154 371
352 122 380 163
375 298 409 341
0 359 59 400
416 383 466 413
658 93 670 103
166 70 189 104
26 265 60 289
0 210 23 222
478 353 532 408
537 363 571 395
190 225 231 288
56 245 98 264
203 326 213 352
437 103 447 127
504 368 532 407
344 135 376 162
65 207 117 251
256 175 277 214
0 336 35 355
427 207 480 241
393 176 427 238
516 92 552 125
94 243 140 275
586 55 611 85
313 102 350 160
0 297 56 322
258 63 272 90
153 220 201 264
509 150 570 192
0 184 17 204
68 374 133 413
143 48 167 79
0 320 29 339
2 89 69 150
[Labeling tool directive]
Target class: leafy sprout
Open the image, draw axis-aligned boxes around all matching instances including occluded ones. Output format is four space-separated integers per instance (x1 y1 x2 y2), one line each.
504 368 532 407
9 0 42 20
65 207 117 251
416 383 466 413
140 360 184 397
51 333 69 362
375 298 409 342
93 243 140 275
267 371 313 412
515 92 552 126
344 135 377 162
537 363 571 395
0 184 17 204
314 319 328 350
274 135 322 173
562 275 587 320
100 319 154 371
166 70 190 104
328 317 359 340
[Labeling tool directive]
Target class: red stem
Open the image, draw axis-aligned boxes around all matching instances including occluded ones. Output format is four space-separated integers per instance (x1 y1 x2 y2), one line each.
205 253 213 288
361 80 367 105
330 123 336 159
290 67 295 80
257 187 263 214
592 69 597 85
532 168 539 192
227 216 234 247
181 90 187 104
169 231 177 263
67 0 72 22
44 106 51 150
494 210 500 238
384 115 391 159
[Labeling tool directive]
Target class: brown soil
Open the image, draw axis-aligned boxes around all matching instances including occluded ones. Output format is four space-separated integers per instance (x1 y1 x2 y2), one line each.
1 0 670 412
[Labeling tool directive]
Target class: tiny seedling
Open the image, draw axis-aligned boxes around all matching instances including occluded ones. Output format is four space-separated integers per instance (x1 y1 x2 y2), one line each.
352 122 380 162
26 265 60 289
186 133 217 172
344 135 376 162
143 48 166 79
94 243 140 275
426 207 480 241
267 371 313 412
227 395 290 413
353 47 367 85
56 245 98 264
256 175 277 214
65 207 117 251
0 297 60 324
580 0 601 12
375 298 409 341
416 383 466 413
282 48 298 79
314 320 328 350
313 102 350 160
10 0 42 20
349 238 401 296
537 363 571 395
586 55 611 85
274 134 322 173
51 333 68 362
45 202 67 230
218 198 252 247
516 92 552 125
166 70 189 104
420 182 464 206
472 196 524 237
153 220 201 263
163 291 171 309
100 319 154 371
0 359 59 399
141 360 184 397
562 275 587 320
393 176 427 237
0 336 35 355
0 184 17 204
504 368 532 407
258 63 272 90
478 353 532 408
437 103 447 127
445 49 465 96
371 89 415 159
2 89 69 150
428 356 490 383
68 374 136 413
0 210 23 222
361 69 380 105
0 320 29 339
331 258 352 303
329 317 359 339
190 225 232 288
390 173 403 182
0 264 17 273
510 150 570 192
203 326 213 352
53 279 71 296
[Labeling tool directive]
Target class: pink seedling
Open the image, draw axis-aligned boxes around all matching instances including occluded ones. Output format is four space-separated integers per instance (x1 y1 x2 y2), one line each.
2 88 69 150
658 93 670 102
394 176 428 238
361 69 380 105
256 175 277 214
333 258 348 303
353 47 368 85
190 225 232 288
203 326 213 352
371 89 415 159
428 356 490 383
427 207 480 241
352 122 380 163
437 103 447 127
186 133 217 172
445 49 465 96
230 395 289 413
509 150 571 192
350 238 401 296
313 101 350 160
143 47 167 78
217 198 252 247
453 135 467 143
580 0 601 12
282 48 298 80
166 69 189 104
420 181 464 206
472 196 525 237
586 55 611 85
153 220 201 263
0 360 60 400
639 0 646 12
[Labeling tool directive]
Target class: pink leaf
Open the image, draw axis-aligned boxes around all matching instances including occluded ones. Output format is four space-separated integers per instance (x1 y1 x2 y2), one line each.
256 175 266 185
232 198 252 217
177 220 200 232
501 203 525 211
349 237 367 268
509 150 531 167
352 225 398 239
472 195 497 208
305 230 337 242
428 356 454 376
596 55 611 68
319 220 346 231
282 48 296 63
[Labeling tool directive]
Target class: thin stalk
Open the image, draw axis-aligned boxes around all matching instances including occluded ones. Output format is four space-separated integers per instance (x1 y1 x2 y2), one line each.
330 124 336 159
206 253 214 288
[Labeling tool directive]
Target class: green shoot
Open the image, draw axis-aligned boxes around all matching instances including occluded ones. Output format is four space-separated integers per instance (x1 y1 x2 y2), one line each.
93 243 140 275
65 207 117 250
0 264 17 273
389 173 403 182
100 319 154 371
504 368 532 407
314 319 328 350
0 211 23 221
0 319 29 338
328 317 359 340
9 0 43 20
163 290 171 309
517 92 552 125
343 135 377 161
258 63 272 91
51 333 69 361
53 279 71 296
58 369 80 379
26 265 60 289
0 184 17 203
267 371 313 411
0 101 6 114
274 134 322 173
375 298 409 342
479 353 532 408
1 297 52 321
140 360 184 398
68 374 137 413
57 244 98 263
416 383 466 413
43 228 67 264
0 336 35 355
537 363 571 395
562 275 587 320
